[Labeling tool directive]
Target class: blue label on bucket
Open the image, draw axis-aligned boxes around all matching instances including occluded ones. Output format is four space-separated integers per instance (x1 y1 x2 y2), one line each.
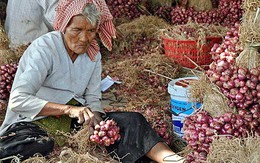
173 120 183 137
171 99 201 137
171 98 201 115
172 115 186 137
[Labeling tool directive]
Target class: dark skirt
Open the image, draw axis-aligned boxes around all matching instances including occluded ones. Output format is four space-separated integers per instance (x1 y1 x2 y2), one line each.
105 112 163 163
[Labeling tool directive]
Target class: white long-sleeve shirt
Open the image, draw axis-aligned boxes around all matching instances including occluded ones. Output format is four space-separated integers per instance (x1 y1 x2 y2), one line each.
5 0 58 47
0 31 103 135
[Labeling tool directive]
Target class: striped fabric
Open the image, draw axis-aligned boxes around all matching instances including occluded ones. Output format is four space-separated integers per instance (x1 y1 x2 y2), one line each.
54 0 116 58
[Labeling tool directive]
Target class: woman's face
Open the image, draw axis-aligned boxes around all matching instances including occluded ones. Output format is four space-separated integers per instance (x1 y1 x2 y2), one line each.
63 15 97 55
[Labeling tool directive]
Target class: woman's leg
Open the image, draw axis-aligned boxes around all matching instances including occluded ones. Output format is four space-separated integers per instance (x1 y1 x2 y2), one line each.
146 142 184 163
105 112 185 163
105 112 165 163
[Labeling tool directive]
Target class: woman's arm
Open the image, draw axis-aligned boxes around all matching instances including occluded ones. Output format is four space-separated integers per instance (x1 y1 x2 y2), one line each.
38 102 95 126
9 43 52 119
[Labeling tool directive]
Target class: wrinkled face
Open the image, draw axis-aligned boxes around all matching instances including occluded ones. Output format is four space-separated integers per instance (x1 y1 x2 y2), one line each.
63 15 97 55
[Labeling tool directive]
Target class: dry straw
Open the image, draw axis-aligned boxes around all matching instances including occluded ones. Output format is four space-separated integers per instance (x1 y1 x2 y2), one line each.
162 20 227 49
0 24 9 49
0 22 25 66
237 0 260 69
236 43 260 69
207 135 260 163
11 44 29 59
163 20 227 41
150 0 173 6
189 74 234 117
23 128 119 163
114 15 169 52
0 100 7 112
239 9 260 45
65 126 122 162
188 0 213 11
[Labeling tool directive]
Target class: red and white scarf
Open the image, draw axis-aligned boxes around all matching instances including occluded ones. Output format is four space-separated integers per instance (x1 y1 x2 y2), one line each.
54 0 116 58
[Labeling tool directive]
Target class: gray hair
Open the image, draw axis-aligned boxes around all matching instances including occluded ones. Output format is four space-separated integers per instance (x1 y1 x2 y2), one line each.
82 4 100 26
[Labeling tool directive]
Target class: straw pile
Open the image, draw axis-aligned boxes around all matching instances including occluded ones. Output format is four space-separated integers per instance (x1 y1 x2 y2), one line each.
188 0 213 11
189 74 233 117
148 0 174 7
23 128 119 163
0 23 23 66
207 136 260 163
0 100 7 125
236 43 260 69
162 21 227 48
237 0 260 69
0 49 16 66
238 0 260 46
117 15 169 41
114 15 169 53
0 24 9 49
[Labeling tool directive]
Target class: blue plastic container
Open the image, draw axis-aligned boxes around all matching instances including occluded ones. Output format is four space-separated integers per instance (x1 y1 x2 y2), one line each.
168 77 201 137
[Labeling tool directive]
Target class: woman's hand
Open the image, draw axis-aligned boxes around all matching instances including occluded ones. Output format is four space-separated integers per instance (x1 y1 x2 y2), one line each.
65 106 95 127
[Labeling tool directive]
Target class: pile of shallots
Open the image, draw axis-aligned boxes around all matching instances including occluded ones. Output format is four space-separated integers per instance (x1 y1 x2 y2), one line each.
183 21 259 162
0 63 18 101
207 22 259 110
106 0 143 20
183 105 260 162
90 119 120 146
153 0 243 27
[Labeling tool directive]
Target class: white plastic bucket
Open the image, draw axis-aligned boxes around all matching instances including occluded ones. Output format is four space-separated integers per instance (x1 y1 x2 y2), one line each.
167 77 201 137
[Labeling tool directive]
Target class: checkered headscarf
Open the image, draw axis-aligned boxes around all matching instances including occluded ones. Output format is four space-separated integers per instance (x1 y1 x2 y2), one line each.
54 0 116 56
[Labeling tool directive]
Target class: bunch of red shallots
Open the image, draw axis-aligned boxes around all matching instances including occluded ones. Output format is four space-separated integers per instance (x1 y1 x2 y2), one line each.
90 119 120 146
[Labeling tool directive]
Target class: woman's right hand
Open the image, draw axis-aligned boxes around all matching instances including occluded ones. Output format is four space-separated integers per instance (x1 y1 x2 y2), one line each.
65 106 95 127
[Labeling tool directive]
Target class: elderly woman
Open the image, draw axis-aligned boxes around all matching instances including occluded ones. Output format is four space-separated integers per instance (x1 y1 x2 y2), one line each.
0 0 184 162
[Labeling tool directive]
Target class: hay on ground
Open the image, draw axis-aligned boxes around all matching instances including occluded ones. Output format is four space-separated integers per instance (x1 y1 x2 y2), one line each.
207 135 260 163
23 127 118 163
103 50 180 104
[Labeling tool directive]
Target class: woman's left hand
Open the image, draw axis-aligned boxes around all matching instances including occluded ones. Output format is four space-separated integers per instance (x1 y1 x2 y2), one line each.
81 111 102 135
